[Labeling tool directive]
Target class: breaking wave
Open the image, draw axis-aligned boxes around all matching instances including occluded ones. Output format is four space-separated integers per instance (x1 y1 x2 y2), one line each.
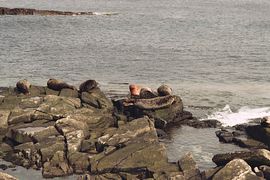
203 105 270 127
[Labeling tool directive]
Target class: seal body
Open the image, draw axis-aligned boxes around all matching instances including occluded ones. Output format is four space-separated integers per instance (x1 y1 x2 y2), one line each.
79 80 98 93
139 87 158 99
47 78 75 91
16 79 31 94
129 84 141 97
157 85 172 96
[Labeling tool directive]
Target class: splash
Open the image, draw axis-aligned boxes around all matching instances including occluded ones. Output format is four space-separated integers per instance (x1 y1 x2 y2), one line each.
203 105 270 127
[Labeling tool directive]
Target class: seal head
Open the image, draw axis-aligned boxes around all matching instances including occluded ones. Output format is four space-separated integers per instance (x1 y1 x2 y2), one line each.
16 79 31 94
157 85 172 96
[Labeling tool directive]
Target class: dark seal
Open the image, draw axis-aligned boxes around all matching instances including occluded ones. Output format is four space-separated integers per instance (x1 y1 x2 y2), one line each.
79 80 98 93
47 78 75 91
16 79 31 94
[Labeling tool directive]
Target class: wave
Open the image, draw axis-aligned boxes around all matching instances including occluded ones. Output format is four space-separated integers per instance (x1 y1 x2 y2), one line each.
202 105 270 127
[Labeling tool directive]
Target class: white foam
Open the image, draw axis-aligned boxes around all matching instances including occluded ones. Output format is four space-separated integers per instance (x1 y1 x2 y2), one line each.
203 105 270 127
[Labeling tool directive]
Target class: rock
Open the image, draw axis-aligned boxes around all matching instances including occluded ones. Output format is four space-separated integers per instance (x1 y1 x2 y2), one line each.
19 96 43 109
68 152 91 173
16 79 30 94
212 159 260 180
259 165 270 179
0 7 94 16
80 139 97 153
45 87 59 96
184 119 221 128
245 125 270 146
0 110 10 128
59 88 79 98
254 167 264 177
233 137 268 149
201 166 222 180
178 152 201 180
157 85 172 96
42 151 73 178
0 172 17 180
96 116 157 148
28 86 46 96
215 129 234 143
261 116 270 128
80 88 113 112
212 149 270 167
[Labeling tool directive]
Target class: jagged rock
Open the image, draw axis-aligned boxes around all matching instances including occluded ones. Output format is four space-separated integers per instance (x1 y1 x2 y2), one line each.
212 159 261 180
36 95 81 118
42 151 73 178
96 117 157 148
259 165 270 179
80 88 113 112
178 152 201 180
37 135 66 163
184 119 221 128
68 152 91 173
212 149 270 167
0 172 17 180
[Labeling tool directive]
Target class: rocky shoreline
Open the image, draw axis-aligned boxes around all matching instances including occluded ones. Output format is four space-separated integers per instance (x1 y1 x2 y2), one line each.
0 79 270 179
0 7 112 16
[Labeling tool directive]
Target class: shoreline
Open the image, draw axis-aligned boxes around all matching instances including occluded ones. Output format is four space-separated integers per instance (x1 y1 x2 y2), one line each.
0 79 270 179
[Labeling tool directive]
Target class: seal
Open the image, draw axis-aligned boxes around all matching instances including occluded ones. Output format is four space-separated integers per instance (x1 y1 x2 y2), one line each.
123 95 175 110
16 79 31 94
139 87 158 99
157 85 172 96
129 84 141 97
79 80 98 93
47 78 76 91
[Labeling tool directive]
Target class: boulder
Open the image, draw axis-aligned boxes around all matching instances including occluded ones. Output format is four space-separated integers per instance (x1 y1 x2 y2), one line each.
212 149 270 167
245 125 270 147
59 88 79 98
215 129 234 143
68 152 91 173
212 159 261 180
178 152 201 180
201 167 222 180
42 151 73 178
0 110 10 128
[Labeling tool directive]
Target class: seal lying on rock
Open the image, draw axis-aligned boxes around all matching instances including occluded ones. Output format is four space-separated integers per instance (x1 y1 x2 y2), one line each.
139 88 158 99
124 95 175 110
16 79 31 94
47 79 76 91
129 84 141 96
79 80 98 93
157 85 172 96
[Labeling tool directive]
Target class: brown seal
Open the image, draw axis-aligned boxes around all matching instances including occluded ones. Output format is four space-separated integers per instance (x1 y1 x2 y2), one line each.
47 78 76 91
16 79 31 94
129 84 141 96
79 80 98 93
157 85 172 96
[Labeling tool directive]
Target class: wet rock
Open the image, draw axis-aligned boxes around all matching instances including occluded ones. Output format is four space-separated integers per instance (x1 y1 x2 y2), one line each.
261 116 270 128
245 125 270 147
42 151 73 178
0 172 17 180
212 149 270 167
212 159 260 180
59 88 79 98
233 137 268 149
178 152 201 180
215 129 234 143
184 119 221 128
259 165 270 179
80 88 113 112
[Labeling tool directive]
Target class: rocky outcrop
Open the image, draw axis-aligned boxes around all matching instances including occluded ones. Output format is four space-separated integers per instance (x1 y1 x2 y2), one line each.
212 159 260 180
212 149 270 167
0 7 93 16
0 172 17 180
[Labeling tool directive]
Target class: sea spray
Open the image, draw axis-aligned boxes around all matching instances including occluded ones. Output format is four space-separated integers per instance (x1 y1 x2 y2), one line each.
203 105 270 126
